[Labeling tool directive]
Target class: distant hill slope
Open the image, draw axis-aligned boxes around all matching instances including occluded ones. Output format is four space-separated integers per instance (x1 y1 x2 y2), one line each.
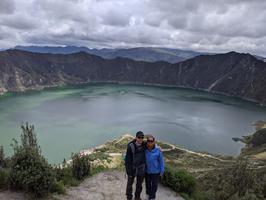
1 50 266 105
14 45 205 63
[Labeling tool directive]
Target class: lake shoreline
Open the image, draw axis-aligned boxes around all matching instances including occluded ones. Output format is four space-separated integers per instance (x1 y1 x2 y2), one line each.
0 81 264 107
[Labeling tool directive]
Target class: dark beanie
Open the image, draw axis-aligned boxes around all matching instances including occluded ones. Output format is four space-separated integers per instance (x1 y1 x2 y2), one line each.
136 131 144 137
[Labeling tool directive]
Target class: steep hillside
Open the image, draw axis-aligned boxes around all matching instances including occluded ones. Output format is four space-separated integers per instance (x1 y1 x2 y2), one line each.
1 50 266 105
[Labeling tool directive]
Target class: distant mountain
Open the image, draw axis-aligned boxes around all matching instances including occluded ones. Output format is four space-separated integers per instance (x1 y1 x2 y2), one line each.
14 45 92 54
1 49 266 105
101 47 206 63
254 55 266 62
14 46 206 63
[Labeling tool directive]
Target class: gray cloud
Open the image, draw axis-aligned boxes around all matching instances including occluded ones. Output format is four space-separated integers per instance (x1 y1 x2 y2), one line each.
0 0 15 14
0 27 10 40
0 13 38 30
0 0 266 56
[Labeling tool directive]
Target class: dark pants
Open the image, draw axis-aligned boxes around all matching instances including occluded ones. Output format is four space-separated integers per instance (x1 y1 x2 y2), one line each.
145 173 160 199
126 175 145 200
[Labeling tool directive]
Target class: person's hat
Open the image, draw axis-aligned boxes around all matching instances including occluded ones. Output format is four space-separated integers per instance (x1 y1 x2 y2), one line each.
136 131 144 137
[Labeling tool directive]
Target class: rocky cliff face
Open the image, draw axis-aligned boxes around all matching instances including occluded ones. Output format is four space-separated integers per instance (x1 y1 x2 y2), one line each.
1 49 266 105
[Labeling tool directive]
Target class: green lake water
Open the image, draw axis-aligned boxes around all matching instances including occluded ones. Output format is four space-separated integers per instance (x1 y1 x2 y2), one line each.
1 83 266 164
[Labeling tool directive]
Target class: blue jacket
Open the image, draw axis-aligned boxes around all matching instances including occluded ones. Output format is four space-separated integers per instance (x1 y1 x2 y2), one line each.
145 145 164 174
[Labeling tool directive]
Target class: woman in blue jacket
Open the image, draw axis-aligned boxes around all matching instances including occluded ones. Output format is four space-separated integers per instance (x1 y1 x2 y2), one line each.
145 135 164 200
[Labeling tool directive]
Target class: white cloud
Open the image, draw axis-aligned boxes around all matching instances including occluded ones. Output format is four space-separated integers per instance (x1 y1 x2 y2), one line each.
0 0 266 56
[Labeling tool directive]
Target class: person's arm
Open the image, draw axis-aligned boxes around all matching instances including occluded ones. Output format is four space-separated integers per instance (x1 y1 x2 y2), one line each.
125 144 133 176
159 150 165 175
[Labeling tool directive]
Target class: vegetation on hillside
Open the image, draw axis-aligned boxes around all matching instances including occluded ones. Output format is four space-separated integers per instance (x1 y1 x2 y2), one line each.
0 123 265 199
0 123 92 198
89 133 266 200
233 121 266 160
9 125 55 197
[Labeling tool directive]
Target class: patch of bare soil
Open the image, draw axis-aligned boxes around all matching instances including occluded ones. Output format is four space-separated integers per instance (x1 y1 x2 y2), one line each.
53 171 184 200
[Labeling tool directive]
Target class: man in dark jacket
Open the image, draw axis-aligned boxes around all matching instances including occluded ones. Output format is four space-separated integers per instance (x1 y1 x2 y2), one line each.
125 131 146 200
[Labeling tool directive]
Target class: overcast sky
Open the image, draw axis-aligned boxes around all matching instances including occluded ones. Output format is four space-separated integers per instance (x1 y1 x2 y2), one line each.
0 0 266 55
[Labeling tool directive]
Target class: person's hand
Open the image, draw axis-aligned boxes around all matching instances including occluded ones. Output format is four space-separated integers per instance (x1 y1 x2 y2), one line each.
160 172 164 177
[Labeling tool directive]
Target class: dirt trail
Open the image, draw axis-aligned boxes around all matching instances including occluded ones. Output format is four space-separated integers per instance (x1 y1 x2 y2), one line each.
0 190 30 200
53 171 184 200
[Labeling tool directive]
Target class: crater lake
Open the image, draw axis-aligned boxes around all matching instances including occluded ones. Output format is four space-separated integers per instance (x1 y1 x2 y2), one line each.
1 83 266 163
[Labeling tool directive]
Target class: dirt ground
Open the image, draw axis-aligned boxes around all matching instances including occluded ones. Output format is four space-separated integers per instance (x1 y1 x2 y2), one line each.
0 171 184 200
53 170 184 200
0 190 31 200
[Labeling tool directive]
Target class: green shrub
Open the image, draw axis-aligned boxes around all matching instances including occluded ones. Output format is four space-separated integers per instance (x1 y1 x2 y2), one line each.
190 191 209 200
0 168 10 189
0 146 11 168
51 181 66 194
200 158 265 200
71 153 90 180
0 146 4 167
230 159 255 196
180 193 191 200
162 165 196 195
10 147 56 197
55 166 81 186
88 152 110 162
180 192 209 200
9 123 56 197
250 128 266 147
91 165 107 175
228 193 260 200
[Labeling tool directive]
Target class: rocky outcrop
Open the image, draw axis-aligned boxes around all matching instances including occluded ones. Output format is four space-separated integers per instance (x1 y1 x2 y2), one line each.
1 49 266 105
233 121 266 158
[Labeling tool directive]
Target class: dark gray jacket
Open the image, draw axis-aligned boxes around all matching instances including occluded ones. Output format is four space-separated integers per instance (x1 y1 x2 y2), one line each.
125 139 146 176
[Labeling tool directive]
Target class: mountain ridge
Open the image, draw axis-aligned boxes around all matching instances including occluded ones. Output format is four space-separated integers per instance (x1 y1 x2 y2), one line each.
1 49 266 105
13 45 206 63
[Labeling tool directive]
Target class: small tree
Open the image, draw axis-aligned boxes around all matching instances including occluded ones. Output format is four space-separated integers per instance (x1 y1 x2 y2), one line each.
63 158 67 166
0 146 4 167
71 153 90 180
20 123 40 151
10 123 56 197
